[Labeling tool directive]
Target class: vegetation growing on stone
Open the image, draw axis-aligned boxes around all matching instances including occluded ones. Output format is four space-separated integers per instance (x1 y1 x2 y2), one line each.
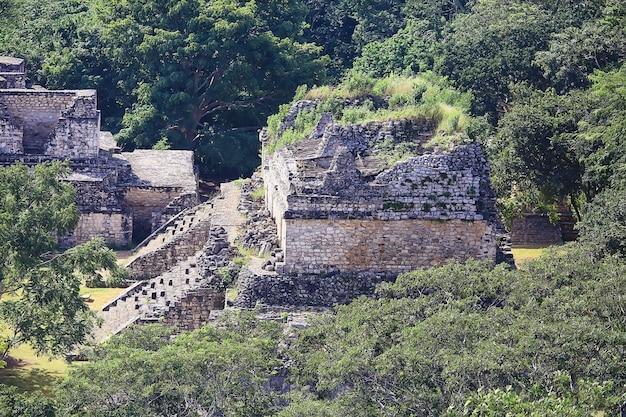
0 0 626 413
265 74 472 155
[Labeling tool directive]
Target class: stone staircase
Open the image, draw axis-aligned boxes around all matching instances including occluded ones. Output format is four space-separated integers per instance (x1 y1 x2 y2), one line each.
93 183 244 342
94 255 203 341
125 201 215 280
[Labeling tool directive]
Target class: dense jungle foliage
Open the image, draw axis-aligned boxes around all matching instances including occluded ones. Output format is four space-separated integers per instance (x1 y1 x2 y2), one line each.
1 0 626 415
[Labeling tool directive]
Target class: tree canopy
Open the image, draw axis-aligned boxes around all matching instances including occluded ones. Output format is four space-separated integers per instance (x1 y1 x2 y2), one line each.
0 162 122 361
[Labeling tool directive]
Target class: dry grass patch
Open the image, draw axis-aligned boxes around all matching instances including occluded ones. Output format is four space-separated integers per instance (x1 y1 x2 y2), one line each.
512 245 549 267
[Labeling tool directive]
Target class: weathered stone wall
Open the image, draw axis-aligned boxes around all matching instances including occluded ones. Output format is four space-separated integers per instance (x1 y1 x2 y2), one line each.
263 102 504 274
126 204 214 280
74 212 133 246
0 90 99 156
282 218 496 274
0 57 26 89
123 187 185 241
0 74 26 89
511 213 563 246
0 101 23 154
163 288 224 331
45 94 100 158
0 57 25 73
236 269 395 308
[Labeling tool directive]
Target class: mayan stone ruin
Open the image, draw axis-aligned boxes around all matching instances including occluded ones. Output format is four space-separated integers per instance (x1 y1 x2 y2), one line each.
1 56 513 336
234 98 511 308
0 56 198 246
263 101 508 274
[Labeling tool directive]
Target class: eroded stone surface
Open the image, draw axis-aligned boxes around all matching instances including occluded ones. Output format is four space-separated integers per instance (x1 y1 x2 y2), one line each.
262 100 509 275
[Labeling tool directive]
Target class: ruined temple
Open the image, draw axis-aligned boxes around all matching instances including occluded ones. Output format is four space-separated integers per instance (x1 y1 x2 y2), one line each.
262 100 508 275
0 57 198 245
234 98 511 308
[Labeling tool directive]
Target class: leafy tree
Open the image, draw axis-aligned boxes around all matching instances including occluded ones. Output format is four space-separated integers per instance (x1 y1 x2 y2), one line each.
575 64 626 255
0 0 92 85
449 376 625 417
352 19 439 77
286 249 626 415
0 162 120 360
488 86 586 223
536 0 626 92
56 314 283 417
94 0 327 178
437 0 552 120
0 385 56 417
575 63 626 194
578 184 626 257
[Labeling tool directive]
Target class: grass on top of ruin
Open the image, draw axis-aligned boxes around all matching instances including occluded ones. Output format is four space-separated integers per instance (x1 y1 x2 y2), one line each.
264 73 472 155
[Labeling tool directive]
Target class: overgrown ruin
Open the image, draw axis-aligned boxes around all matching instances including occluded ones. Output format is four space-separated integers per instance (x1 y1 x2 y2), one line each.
1 57 513 338
0 57 198 245
235 98 512 307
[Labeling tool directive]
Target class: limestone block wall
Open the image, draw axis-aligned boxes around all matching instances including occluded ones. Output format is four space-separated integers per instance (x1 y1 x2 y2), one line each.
74 212 133 246
511 213 563 246
46 94 100 158
0 90 99 156
236 269 395 308
282 218 497 274
123 187 185 241
0 57 26 89
0 103 23 153
0 57 25 73
0 74 26 89
163 288 224 331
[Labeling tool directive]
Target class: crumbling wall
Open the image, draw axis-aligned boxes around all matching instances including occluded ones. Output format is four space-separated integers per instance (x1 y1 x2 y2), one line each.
263 109 502 274
511 213 563 246
0 57 26 89
236 269 395 308
0 90 99 156
45 93 100 158
0 101 23 154
123 187 186 242
74 212 132 246
162 288 224 331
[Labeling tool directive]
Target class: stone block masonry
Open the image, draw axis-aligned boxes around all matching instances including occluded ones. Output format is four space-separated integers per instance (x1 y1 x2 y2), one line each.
283 218 496 274
236 269 396 308
262 99 509 274
74 213 132 247
511 213 563 246
0 56 199 246
0 90 99 157
163 288 225 331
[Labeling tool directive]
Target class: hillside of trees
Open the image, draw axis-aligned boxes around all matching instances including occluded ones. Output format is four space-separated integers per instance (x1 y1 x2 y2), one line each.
1 0 626 415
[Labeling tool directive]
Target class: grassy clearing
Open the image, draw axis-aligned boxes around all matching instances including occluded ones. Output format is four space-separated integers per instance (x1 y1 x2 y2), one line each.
0 343 67 396
512 245 549 267
0 283 125 394
79 285 127 311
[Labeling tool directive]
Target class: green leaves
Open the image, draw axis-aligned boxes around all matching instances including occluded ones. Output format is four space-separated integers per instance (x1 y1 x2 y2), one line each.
57 314 283 416
286 248 626 415
0 163 123 360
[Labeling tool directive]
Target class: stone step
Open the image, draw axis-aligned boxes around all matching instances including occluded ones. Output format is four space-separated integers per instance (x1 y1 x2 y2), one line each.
95 183 240 341
96 254 203 342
